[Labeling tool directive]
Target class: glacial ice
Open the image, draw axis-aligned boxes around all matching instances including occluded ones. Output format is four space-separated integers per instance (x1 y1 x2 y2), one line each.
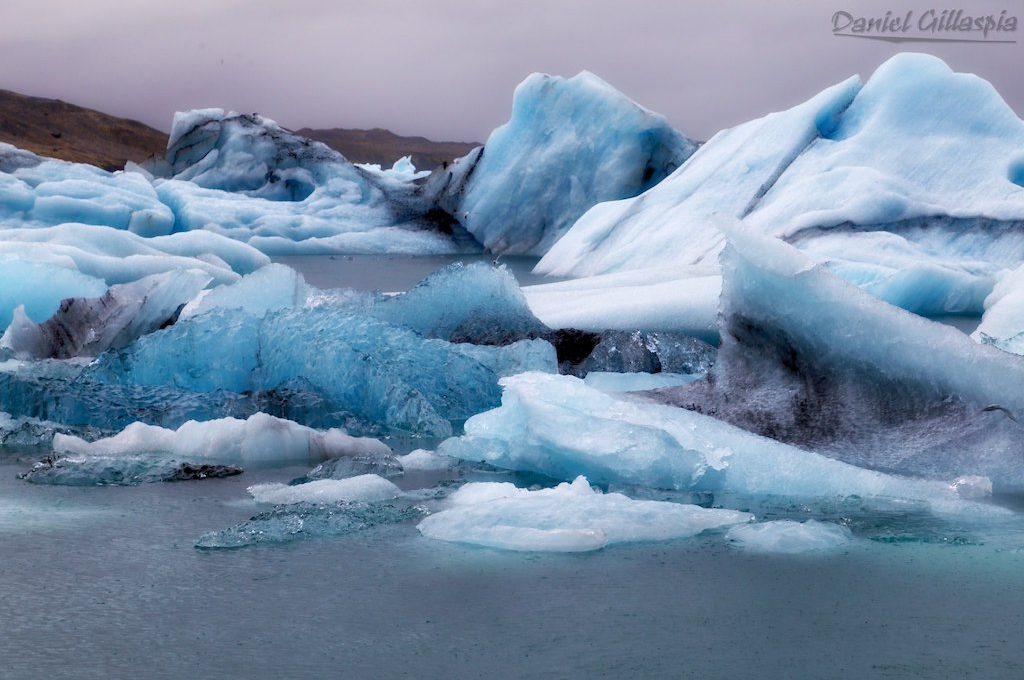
429 71 696 255
0 223 267 329
89 305 557 437
973 262 1024 353
523 267 720 342
20 456 243 486
52 412 388 467
364 262 548 344
178 263 307 320
2 269 211 358
0 143 173 235
356 156 430 183
152 109 464 255
195 501 426 549
725 520 853 555
396 449 455 471
248 475 403 504
536 54 1024 319
416 475 753 552
437 372 968 508
657 223 1024 492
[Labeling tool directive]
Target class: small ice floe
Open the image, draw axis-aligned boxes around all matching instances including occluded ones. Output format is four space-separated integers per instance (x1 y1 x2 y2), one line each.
417 475 751 553
725 520 853 555
248 475 403 505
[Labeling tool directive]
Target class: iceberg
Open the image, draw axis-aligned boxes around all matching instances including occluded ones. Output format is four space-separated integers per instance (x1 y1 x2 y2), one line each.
153 109 466 255
2 269 211 359
438 372 968 507
416 475 752 552
428 72 696 255
537 54 1024 318
248 475 403 504
656 223 1024 492
89 306 556 437
725 520 853 555
52 412 388 467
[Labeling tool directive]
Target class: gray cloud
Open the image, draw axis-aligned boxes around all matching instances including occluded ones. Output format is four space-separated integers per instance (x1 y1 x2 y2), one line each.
0 0 1021 142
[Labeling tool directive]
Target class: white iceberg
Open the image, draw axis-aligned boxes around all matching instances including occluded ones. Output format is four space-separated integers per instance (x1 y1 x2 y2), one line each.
248 475 403 505
417 476 752 552
52 412 390 467
725 520 853 555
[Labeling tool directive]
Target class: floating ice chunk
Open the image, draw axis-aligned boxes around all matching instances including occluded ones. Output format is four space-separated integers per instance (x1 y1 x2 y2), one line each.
179 264 306 320
369 262 549 344
431 71 695 255
20 456 242 486
2 269 211 358
52 412 385 467
295 451 404 482
397 449 455 471
195 501 425 549
355 156 430 182
248 475 403 504
417 475 752 552
438 372 967 507
725 520 852 555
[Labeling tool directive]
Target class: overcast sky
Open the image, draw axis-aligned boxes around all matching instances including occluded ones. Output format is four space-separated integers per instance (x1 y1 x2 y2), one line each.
1 0 1021 142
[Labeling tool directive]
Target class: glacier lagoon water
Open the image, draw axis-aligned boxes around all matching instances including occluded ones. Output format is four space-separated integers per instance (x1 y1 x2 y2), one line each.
4 449 1024 679
3 256 1024 679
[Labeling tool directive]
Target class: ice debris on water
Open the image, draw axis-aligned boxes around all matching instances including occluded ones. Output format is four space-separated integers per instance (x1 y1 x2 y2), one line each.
194 501 426 550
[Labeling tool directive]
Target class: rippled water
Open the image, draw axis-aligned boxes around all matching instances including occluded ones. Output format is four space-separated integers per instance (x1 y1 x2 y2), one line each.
4 257 1024 679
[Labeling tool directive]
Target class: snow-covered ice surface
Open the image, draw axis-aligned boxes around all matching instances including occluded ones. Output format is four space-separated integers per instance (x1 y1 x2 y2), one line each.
418 476 752 552
429 71 695 255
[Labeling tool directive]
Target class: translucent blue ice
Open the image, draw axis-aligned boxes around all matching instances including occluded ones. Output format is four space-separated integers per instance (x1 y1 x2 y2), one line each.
432 71 695 255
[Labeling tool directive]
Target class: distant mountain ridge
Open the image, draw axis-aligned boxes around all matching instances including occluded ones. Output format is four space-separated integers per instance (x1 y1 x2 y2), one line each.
0 89 167 171
0 88 478 172
298 127 479 170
